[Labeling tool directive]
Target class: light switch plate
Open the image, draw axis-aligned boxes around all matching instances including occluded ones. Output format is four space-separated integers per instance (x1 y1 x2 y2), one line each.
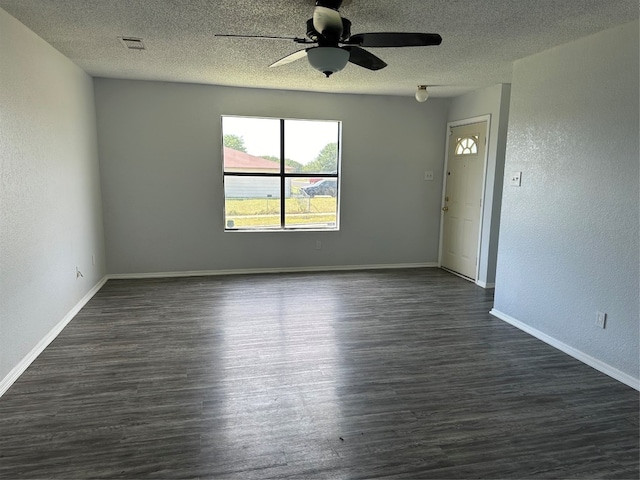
510 171 522 186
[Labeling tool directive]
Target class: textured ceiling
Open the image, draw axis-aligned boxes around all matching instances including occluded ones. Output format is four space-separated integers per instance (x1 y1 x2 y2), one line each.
1 0 637 98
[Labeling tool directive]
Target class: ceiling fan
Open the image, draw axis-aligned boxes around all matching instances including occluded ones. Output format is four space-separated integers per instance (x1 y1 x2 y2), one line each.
215 0 442 77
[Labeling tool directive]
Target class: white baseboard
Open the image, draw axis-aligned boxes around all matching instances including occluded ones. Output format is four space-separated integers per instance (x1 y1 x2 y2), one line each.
0 276 108 398
107 263 439 280
490 309 640 391
437 266 494 289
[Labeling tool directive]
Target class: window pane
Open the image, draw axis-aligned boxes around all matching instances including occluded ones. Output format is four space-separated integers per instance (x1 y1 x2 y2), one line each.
455 135 478 156
284 120 339 175
222 117 281 173
286 177 338 229
224 176 282 230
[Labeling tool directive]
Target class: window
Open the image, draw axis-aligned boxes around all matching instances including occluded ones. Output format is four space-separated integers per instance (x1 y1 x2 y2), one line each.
455 136 478 155
222 116 341 231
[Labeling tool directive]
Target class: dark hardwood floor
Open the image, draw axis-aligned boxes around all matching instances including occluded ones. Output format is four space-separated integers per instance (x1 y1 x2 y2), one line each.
0 268 638 479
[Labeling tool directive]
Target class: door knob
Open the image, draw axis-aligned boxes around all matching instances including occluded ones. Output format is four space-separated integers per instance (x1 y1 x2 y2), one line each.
442 206 449 212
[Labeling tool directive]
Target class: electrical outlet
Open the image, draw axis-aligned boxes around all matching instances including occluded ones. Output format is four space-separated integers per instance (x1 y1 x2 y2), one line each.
315 240 322 250
510 171 522 186
424 170 434 181
595 311 607 329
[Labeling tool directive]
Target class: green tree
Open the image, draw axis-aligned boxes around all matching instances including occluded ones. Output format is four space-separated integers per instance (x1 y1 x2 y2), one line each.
303 142 338 173
261 155 304 173
285 158 304 172
223 134 247 152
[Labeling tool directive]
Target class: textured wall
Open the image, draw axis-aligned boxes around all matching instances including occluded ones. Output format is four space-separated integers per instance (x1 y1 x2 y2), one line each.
94 79 450 274
447 84 511 286
494 21 639 379
0 8 106 382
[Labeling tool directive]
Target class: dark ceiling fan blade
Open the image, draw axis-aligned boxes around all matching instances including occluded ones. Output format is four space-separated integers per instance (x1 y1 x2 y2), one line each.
215 34 313 44
346 32 442 47
269 49 309 68
342 46 387 70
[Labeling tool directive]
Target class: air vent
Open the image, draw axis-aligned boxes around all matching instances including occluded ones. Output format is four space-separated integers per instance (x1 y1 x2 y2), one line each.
119 37 145 50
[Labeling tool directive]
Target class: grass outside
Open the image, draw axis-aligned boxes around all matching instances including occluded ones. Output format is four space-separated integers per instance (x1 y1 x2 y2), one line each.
225 197 337 228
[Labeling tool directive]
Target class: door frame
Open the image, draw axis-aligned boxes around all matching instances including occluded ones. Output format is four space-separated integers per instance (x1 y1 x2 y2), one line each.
438 114 491 285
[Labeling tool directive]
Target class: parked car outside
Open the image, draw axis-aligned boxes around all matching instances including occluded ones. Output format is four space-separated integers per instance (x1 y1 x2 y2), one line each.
300 179 337 197
309 170 337 184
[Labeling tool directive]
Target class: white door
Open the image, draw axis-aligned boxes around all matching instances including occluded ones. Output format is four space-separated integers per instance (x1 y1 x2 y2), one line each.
441 121 487 280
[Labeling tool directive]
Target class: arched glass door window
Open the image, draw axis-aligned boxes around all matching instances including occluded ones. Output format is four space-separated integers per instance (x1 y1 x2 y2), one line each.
455 136 478 155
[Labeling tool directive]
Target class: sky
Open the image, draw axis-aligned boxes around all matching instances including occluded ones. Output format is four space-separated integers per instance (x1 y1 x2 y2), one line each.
222 116 340 165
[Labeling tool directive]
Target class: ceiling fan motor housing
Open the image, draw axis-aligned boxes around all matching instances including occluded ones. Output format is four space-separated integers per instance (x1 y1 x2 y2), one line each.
306 17 352 44
306 18 319 42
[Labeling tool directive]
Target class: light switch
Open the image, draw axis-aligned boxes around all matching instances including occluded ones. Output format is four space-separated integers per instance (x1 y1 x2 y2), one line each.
510 171 522 186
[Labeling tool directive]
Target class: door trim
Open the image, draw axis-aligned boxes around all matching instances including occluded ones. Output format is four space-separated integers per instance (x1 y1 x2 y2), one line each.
438 114 491 285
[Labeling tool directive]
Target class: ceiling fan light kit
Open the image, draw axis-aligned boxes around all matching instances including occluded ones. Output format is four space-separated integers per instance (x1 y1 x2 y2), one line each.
307 47 350 77
216 0 441 78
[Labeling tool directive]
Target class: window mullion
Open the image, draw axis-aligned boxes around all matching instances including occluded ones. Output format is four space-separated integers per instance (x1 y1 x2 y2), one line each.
280 119 286 229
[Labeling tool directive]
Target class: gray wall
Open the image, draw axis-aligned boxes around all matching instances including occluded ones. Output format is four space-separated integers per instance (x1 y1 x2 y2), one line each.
94 79 450 274
447 84 511 287
493 21 639 381
0 9 106 383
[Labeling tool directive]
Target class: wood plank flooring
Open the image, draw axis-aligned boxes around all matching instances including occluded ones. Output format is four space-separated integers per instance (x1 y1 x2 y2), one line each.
0 268 638 479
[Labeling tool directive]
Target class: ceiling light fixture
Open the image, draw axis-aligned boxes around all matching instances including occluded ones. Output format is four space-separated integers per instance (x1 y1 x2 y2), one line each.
307 47 350 77
415 85 429 102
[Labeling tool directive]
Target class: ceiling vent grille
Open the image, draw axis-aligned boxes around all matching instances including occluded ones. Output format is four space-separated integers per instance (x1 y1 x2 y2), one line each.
120 37 145 50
